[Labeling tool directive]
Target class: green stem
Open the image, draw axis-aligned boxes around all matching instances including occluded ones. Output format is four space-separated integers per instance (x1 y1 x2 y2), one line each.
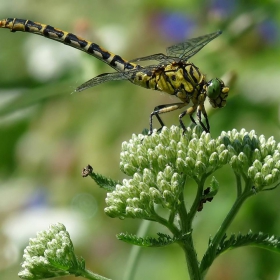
177 189 201 280
200 183 253 276
187 176 206 225
151 209 180 235
235 172 242 197
80 268 112 280
180 236 202 280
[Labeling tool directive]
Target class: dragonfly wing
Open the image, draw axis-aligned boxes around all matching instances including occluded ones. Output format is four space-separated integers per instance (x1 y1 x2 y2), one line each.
75 71 134 92
166 30 222 61
129 53 169 63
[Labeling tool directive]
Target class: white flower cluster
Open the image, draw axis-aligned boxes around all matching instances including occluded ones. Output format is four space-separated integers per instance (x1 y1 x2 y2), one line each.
105 126 280 219
18 223 80 280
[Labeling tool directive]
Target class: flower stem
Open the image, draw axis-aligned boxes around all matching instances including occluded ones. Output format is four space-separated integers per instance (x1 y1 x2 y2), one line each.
200 182 253 276
80 268 112 280
177 187 201 280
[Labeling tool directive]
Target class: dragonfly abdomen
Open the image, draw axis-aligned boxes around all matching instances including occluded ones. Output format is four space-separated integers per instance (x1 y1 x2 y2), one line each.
0 18 137 72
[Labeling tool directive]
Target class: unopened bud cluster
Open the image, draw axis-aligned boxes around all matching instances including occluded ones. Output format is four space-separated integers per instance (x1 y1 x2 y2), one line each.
18 223 83 280
105 126 280 219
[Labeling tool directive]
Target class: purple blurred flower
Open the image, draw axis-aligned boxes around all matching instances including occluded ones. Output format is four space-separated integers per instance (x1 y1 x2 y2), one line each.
258 19 278 45
152 12 195 41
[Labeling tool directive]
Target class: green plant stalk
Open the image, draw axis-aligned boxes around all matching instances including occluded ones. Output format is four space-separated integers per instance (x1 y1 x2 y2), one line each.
79 268 112 280
178 233 201 280
200 181 253 276
177 186 201 280
188 176 207 224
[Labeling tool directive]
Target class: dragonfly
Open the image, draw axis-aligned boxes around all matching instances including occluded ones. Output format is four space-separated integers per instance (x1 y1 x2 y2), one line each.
0 18 229 134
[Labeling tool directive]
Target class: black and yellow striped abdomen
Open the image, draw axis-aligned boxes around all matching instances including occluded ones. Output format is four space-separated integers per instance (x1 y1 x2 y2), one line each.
0 18 137 72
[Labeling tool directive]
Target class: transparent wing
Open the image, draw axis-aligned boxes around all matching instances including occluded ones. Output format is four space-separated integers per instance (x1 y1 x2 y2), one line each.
129 53 170 63
128 30 222 64
75 71 136 92
166 30 222 60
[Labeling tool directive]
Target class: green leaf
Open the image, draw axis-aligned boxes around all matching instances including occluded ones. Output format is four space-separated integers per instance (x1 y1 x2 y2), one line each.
90 170 119 192
200 231 280 274
117 232 177 247
217 231 280 255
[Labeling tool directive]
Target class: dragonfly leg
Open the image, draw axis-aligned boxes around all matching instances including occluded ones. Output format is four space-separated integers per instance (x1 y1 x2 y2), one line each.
149 103 186 135
179 105 198 133
197 106 210 133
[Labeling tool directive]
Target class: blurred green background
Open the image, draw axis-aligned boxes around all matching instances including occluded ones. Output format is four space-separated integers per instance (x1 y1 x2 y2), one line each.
0 0 280 279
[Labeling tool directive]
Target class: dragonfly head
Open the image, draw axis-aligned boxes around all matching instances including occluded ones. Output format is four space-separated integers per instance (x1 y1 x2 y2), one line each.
205 78 229 108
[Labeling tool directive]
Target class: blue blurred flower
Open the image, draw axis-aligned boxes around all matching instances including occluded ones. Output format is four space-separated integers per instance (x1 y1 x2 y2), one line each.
258 19 278 45
153 12 195 41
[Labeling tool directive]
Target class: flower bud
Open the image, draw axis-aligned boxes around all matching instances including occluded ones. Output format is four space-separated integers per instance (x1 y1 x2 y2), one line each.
254 172 264 187
253 160 262 171
147 148 158 168
209 152 219 168
197 150 208 166
140 191 150 205
217 143 226 154
137 155 149 169
220 135 231 146
104 205 121 218
230 155 239 172
143 169 155 186
238 152 249 169
260 144 269 158
149 187 162 204
155 144 165 156
227 145 236 157
176 158 186 172
252 149 262 162
158 180 170 192
189 138 199 151
163 190 175 206
163 165 173 180
171 173 182 192
261 163 271 177
188 148 197 161
169 140 178 155
158 155 167 170
273 151 280 162
170 125 181 142
248 166 258 180
207 139 217 154
242 144 252 159
232 139 242 154
185 157 196 170
264 174 274 186
195 161 206 177
265 157 275 170
272 168 280 181
178 149 187 160
219 149 230 165
267 137 276 153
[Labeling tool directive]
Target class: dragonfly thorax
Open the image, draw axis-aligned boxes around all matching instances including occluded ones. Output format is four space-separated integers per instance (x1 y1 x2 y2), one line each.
133 61 206 102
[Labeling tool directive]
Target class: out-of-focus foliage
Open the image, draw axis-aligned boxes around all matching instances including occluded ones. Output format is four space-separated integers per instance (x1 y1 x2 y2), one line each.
0 1 280 279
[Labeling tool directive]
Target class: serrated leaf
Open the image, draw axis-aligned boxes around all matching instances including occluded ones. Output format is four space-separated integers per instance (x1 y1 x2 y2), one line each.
90 171 119 192
200 231 280 274
117 232 177 247
217 231 280 255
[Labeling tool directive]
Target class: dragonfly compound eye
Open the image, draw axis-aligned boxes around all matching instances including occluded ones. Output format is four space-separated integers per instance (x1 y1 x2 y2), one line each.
206 78 229 108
